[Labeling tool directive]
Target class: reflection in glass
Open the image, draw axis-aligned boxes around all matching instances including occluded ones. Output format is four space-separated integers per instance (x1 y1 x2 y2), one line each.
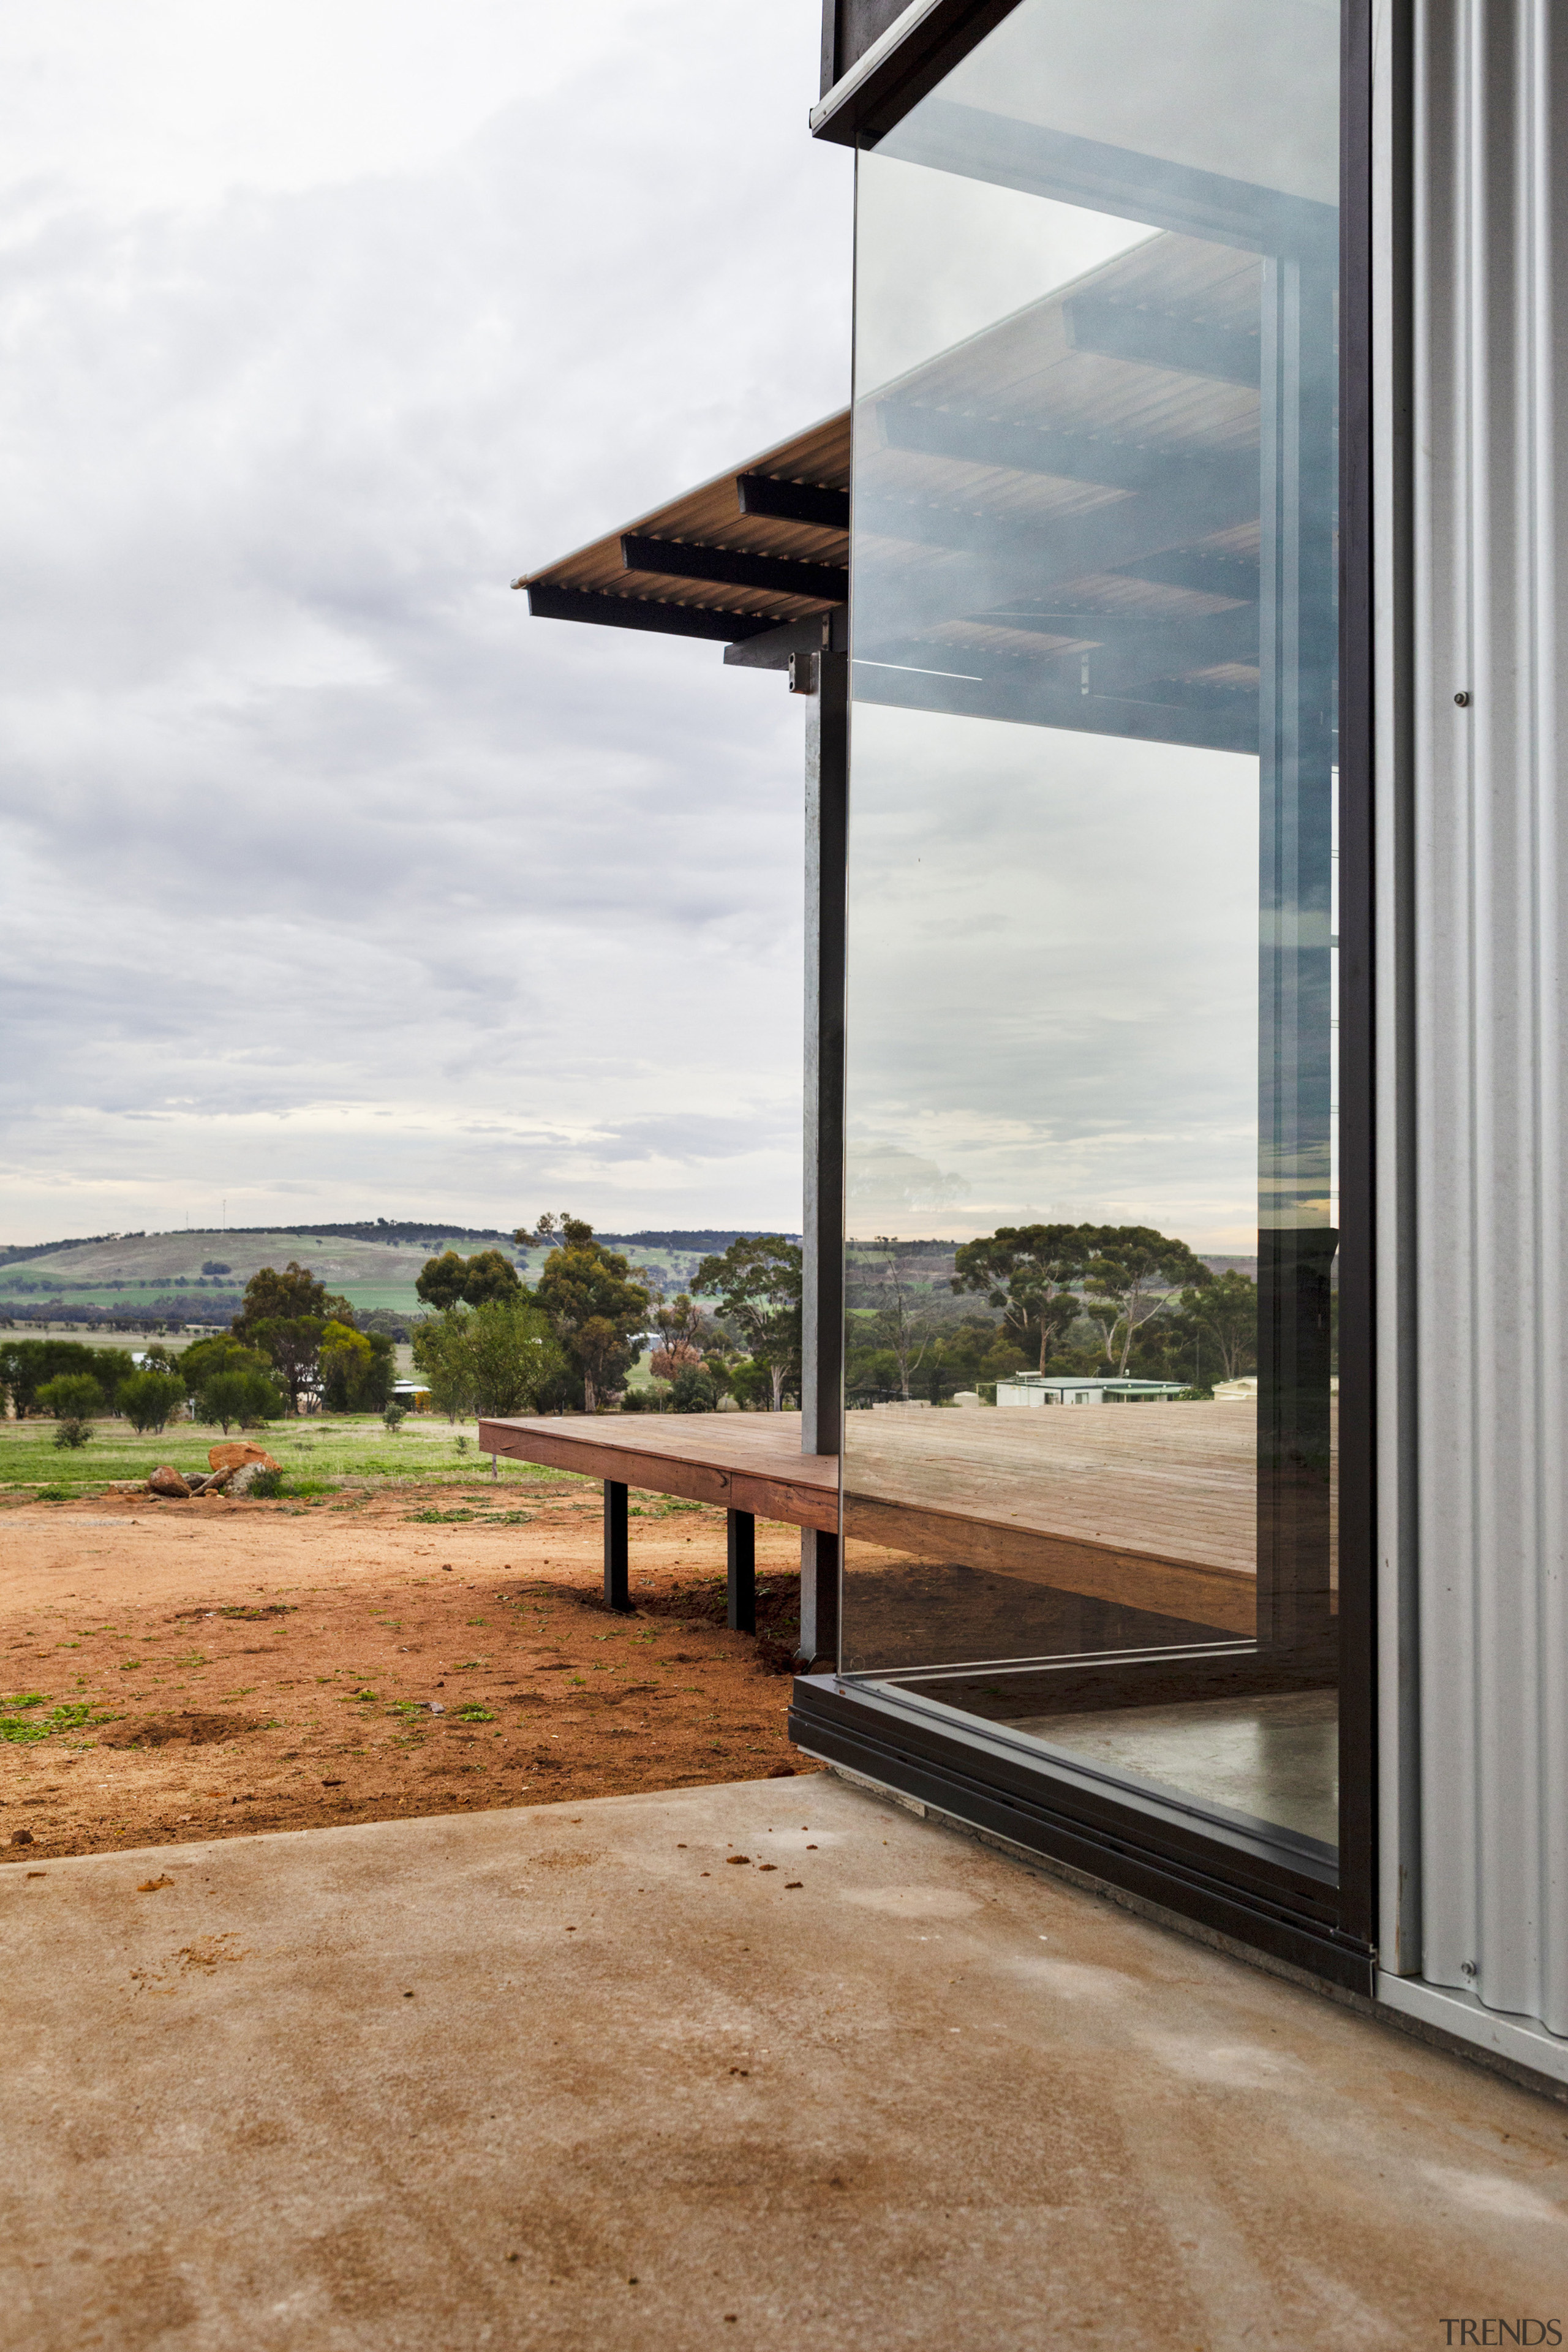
840 0 1340 1868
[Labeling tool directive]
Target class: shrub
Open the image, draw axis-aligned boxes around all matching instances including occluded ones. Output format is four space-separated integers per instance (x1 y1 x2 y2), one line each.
246 1468 285 1498
2 1341 119 1419
411 1299 565 1420
620 1382 672 1414
410 1311 476 1419
319 1320 395 1413
179 1335 274 1398
669 1366 720 1414
197 1368 283 1432
383 1403 407 1431
36 1372 102 1420
726 1359 774 1411
118 1368 192 1434
37 1372 102 1447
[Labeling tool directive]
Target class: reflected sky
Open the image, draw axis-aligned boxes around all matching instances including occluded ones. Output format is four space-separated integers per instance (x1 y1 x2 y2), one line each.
842 0 1344 1259
845 703 1258 1249
938 0 1340 208
855 165 1153 398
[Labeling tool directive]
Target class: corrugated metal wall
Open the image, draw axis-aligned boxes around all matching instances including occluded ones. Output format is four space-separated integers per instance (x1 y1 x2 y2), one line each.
1412 0 1568 2034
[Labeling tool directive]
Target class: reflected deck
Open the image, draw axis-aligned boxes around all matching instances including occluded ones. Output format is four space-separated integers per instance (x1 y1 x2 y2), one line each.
845 1400 1269 1639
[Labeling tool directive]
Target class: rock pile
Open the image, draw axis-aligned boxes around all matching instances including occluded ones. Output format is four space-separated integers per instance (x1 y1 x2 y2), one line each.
148 1465 224 1498
127 1443 282 1501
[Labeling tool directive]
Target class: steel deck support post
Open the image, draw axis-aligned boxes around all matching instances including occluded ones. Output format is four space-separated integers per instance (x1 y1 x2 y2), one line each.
726 1509 756 1634
799 633 848 1670
603 1479 630 1611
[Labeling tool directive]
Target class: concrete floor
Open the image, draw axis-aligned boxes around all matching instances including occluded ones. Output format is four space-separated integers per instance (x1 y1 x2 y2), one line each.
2 1777 1566 2351
1016 1688 1341 1845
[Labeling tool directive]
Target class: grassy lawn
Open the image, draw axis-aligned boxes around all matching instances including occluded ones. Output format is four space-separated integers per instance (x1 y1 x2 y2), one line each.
0 1412 586 1500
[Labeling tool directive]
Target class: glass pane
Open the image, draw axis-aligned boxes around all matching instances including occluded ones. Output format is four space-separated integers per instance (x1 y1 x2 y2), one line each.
841 0 1340 1866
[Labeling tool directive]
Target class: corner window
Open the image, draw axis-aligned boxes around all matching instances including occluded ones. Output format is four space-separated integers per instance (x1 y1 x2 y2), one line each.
842 0 1342 1872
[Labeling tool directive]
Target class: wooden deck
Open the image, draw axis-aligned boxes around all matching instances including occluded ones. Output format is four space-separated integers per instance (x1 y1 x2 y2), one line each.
478 1411 838 1532
478 1403 1326 1645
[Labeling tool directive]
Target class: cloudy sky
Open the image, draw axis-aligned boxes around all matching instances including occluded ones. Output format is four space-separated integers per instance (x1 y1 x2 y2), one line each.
0 1 850 1245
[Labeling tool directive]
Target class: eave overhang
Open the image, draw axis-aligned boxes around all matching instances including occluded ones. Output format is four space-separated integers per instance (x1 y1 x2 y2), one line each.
514 410 850 646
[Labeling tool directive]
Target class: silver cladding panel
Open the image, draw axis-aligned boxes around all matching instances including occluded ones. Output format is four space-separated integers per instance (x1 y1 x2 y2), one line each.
1411 0 1568 2036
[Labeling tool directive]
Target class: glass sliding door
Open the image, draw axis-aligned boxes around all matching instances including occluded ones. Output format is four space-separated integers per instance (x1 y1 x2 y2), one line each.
841 0 1341 1871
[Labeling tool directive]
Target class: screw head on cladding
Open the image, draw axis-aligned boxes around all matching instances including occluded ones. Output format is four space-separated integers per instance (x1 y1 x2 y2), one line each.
1454 690 1471 707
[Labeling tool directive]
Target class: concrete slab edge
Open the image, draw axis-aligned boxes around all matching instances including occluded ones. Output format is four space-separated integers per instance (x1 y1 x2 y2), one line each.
816 1758 1568 2108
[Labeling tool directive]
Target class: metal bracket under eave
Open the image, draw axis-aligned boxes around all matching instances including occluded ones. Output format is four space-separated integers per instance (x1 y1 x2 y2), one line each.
723 608 848 682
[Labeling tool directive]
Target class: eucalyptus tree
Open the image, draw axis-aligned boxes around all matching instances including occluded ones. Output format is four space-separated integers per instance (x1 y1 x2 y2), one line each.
951 1223 1102 1371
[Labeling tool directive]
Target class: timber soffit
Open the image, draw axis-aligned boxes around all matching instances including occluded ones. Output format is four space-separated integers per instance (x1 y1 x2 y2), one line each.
513 411 852 644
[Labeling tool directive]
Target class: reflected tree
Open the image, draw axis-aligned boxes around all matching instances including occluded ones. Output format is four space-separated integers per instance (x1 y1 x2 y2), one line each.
870 1238 930 1401
951 1224 1100 1372
1179 1269 1258 1382
1082 1231 1212 1374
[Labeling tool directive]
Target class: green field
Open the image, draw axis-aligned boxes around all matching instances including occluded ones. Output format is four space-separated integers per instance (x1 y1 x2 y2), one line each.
0 1413 589 1501
0 1281 438 1315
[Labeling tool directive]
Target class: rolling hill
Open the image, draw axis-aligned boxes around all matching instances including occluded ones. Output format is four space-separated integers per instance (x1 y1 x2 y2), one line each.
0 1223 794 1325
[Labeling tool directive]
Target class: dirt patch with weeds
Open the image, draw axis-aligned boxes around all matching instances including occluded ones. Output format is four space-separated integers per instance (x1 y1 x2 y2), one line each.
169 1604 296 1624
97 1713 274 1750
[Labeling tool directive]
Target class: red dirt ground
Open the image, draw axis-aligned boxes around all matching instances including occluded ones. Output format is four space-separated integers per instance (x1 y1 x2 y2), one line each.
0 1479 820 1863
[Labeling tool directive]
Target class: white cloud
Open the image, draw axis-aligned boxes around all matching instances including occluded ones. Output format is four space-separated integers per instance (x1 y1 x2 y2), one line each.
0 1 851 1241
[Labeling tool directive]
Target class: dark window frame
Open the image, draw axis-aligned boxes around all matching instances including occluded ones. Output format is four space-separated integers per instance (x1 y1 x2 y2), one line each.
791 0 1378 1994
815 0 1031 146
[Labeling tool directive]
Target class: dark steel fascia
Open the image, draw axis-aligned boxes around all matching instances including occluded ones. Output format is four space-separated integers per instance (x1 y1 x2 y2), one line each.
524 584 775 642
811 0 1027 148
737 474 852 530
